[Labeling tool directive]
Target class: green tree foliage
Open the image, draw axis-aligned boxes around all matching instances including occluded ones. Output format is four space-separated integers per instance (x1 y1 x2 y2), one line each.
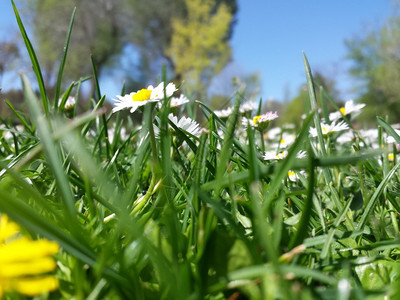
166 0 234 98
21 0 237 99
346 13 400 124
280 71 340 126
24 0 126 88
0 41 20 86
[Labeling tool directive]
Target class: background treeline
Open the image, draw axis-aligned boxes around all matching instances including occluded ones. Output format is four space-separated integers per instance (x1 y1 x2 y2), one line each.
2 0 400 127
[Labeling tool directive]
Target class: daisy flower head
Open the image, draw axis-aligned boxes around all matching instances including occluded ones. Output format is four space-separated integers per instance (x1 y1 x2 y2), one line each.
58 96 75 110
279 133 296 148
288 170 299 182
309 121 349 137
170 94 190 108
154 113 201 138
239 100 258 114
214 107 234 119
0 214 60 297
112 82 177 113
386 130 400 144
168 113 201 137
242 111 278 131
263 150 288 161
329 100 365 121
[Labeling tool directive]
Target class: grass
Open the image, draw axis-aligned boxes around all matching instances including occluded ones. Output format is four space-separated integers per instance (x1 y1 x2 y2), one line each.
1 2 400 299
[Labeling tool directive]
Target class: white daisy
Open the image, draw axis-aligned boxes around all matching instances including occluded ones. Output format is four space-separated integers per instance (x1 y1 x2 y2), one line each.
112 82 177 113
239 100 258 114
58 96 75 110
263 150 288 160
264 150 306 161
168 114 201 137
279 133 296 148
288 170 299 182
386 130 400 144
266 127 282 140
242 111 279 129
154 113 201 137
296 150 307 159
329 100 365 121
170 94 190 107
309 121 349 137
214 107 234 118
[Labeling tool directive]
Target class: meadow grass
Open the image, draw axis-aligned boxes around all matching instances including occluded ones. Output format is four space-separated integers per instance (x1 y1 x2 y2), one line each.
1 2 400 299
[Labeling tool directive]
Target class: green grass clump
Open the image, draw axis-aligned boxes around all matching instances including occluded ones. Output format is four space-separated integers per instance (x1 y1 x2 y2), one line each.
1 2 400 299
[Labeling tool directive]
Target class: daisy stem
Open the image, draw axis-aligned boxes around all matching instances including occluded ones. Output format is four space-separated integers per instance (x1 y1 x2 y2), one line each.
260 129 265 152
130 176 160 215
148 104 159 167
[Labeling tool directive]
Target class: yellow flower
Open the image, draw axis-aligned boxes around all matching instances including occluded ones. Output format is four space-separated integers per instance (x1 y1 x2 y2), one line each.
0 214 59 298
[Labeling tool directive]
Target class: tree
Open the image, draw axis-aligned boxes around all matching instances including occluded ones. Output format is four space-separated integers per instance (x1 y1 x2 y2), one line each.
23 0 126 91
0 41 20 87
345 11 400 124
166 0 233 98
20 0 238 99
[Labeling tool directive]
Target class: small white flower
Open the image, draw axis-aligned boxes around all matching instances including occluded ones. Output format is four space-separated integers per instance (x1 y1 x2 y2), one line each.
309 121 349 137
264 150 306 161
112 82 177 113
263 150 288 161
239 100 258 113
242 111 279 129
296 150 307 159
266 127 282 140
388 153 395 161
288 170 299 182
170 94 189 107
168 114 201 137
336 131 355 144
386 130 400 144
59 96 75 110
154 114 201 137
329 100 365 121
279 133 296 148
215 107 234 118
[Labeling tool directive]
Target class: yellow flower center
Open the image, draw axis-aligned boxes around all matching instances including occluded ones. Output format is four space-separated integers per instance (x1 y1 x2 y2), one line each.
132 89 152 102
388 153 394 161
280 139 285 144
288 171 295 177
253 115 261 125
321 126 327 134
340 107 346 115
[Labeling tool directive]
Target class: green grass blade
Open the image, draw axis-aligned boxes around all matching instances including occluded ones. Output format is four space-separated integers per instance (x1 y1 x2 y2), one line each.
377 116 400 144
289 147 315 248
11 0 49 116
54 7 77 108
21 74 78 231
356 159 400 232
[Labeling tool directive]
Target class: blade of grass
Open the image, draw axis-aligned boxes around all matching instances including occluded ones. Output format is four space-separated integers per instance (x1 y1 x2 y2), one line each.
21 74 79 234
12 0 49 116
289 146 315 248
356 159 400 232
54 7 77 108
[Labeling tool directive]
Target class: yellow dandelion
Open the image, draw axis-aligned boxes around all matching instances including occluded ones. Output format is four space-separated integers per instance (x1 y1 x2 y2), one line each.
0 214 59 298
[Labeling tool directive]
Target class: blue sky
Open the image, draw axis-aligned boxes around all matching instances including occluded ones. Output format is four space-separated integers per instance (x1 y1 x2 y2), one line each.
0 0 394 102
227 0 393 102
